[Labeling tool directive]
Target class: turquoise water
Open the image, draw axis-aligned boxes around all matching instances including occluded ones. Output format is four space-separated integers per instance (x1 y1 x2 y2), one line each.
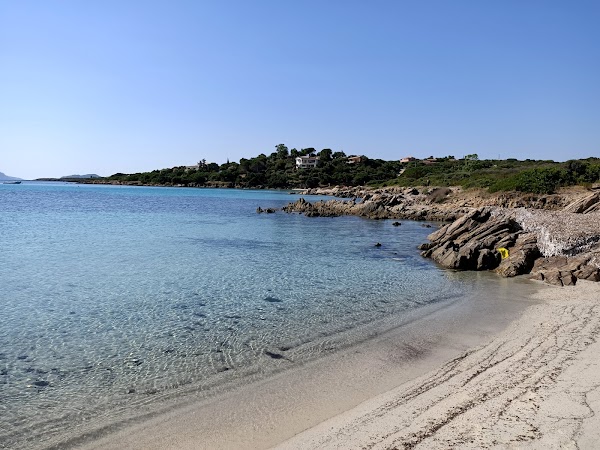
1 182 471 448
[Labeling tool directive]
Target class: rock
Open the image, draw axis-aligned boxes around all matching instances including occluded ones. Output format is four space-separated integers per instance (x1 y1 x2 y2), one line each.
544 269 564 286
426 187 452 203
529 253 600 285
279 191 471 221
423 208 519 272
584 202 600 213
392 221 401 226
477 249 500 270
264 351 285 360
496 233 540 278
563 192 600 213
560 270 577 286
574 264 600 282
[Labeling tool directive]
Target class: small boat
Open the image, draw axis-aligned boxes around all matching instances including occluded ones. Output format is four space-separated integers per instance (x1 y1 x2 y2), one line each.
2 181 21 184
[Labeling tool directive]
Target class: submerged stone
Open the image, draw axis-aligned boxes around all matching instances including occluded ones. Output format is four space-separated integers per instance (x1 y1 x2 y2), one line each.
264 351 285 360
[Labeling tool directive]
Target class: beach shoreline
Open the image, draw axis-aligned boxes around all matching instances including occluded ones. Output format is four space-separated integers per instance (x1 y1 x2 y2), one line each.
75 275 546 450
276 280 600 449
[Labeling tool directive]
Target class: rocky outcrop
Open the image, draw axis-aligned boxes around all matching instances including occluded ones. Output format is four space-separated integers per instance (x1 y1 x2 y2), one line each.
420 207 600 285
420 208 538 274
280 189 471 221
273 186 599 222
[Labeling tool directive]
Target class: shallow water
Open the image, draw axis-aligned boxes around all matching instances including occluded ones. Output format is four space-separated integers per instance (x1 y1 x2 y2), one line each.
1 182 480 448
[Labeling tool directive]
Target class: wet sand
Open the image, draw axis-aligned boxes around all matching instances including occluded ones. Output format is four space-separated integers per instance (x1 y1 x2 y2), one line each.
76 274 545 450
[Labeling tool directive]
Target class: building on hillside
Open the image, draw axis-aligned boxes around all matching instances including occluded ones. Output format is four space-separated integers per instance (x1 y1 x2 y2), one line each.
296 155 320 169
347 156 364 164
400 156 417 163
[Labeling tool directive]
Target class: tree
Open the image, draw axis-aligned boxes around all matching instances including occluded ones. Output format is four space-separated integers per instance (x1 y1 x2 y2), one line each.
275 144 289 159
318 148 332 162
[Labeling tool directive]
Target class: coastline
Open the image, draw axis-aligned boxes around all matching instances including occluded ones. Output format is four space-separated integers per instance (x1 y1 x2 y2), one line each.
76 275 544 450
14 185 598 449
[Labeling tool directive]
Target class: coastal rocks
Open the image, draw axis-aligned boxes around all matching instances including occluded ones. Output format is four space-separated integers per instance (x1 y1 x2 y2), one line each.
421 208 519 271
529 255 600 286
421 206 600 285
280 191 471 221
264 187 600 286
256 207 278 213
421 208 542 277
270 186 592 222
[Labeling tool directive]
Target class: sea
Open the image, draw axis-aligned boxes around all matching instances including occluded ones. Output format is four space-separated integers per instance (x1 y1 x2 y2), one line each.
1 182 494 449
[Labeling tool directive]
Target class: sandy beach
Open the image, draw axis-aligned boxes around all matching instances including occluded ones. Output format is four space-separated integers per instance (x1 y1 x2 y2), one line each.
277 280 600 449
73 279 600 450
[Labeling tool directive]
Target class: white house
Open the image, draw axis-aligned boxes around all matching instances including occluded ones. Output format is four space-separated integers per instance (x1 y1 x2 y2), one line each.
400 156 418 163
296 155 319 169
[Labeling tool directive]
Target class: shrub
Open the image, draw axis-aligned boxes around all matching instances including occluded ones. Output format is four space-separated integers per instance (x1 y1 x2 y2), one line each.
490 168 567 194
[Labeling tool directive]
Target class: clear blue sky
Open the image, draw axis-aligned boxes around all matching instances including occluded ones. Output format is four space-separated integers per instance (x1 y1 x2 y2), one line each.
1 1 599 179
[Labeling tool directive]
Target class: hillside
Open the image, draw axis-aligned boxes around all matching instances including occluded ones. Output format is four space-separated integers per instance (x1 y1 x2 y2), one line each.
60 174 101 179
99 145 600 195
0 171 22 181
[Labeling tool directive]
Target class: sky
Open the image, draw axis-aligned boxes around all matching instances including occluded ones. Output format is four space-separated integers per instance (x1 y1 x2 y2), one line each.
1 1 599 179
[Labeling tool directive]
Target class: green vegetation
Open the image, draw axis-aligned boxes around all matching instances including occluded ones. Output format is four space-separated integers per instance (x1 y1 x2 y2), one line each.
392 156 600 194
107 145 402 189
105 145 600 194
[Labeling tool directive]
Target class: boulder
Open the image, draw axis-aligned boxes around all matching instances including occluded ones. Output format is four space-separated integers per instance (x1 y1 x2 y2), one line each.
423 208 519 272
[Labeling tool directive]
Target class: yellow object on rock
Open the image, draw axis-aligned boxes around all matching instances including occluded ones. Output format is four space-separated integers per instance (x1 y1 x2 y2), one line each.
498 247 509 259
